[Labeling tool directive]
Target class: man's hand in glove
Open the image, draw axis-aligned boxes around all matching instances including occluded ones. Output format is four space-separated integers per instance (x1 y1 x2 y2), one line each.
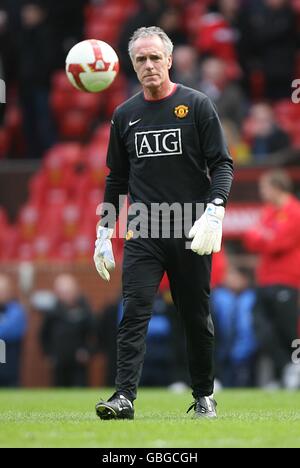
188 202 225 255
93 226 115 281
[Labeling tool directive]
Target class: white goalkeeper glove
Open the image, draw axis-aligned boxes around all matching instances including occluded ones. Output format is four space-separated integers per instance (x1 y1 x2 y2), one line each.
188 202 225 255
93 226 115 281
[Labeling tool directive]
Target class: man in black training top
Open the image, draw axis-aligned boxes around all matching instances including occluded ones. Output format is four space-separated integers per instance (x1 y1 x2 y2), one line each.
94 26 233 419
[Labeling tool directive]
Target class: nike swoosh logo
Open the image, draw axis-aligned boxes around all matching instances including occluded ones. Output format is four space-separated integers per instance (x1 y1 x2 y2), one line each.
129 118 141 127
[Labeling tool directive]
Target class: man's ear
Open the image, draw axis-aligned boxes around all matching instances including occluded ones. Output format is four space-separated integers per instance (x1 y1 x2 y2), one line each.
167 55 173 70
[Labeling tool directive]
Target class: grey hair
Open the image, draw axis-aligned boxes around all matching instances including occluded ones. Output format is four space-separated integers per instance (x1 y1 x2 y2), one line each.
128 26 174 60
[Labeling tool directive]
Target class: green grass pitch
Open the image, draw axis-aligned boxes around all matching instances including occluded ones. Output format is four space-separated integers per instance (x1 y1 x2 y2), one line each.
0 389 300 448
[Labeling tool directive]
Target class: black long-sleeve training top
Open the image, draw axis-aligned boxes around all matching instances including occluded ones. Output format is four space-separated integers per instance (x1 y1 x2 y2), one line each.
102 84 234 223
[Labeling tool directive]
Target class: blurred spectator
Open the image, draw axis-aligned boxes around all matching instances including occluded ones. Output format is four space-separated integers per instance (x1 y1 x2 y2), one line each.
244 170 300 387
195 4 240 80
211 0 241 24
222 119 251 165
17 0 57 158
211 266 257 387
39 274 93 387
118 0 166 85
171 45 200 89
246 103 290 162
199 57 247 127
95 298 119 387
238 0 297 99
48 0 88 69
0 274 27 386
157 7 187 47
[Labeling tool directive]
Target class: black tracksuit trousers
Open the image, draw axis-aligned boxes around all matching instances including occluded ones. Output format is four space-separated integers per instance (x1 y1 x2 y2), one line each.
115 235 215 401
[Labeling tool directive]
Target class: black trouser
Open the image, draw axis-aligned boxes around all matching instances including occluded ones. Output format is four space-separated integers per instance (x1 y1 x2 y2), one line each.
254 285 299 380
115 235 214 401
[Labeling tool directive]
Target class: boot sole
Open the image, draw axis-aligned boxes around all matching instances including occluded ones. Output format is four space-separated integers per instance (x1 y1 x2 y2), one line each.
95 403 134 420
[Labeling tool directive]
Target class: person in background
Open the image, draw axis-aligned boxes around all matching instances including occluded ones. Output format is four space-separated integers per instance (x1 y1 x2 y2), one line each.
199 57 247 128
47 0 87 69
157 7 187 48
39 274 93 387
221 119 251 166
171 45 200 90
17 0 57 158
244 170 300 387
211 266 257 387
246 103 290 162
238 0 297 100
0 274 27 386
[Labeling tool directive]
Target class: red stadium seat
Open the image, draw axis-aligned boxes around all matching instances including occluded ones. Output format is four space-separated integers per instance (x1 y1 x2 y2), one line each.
33 234 56 262
60 203 82 241
51 87 103 121
28 145 81 205
57 109 93 139
274 100 300 140
13 233 57 261
44 142 84 168
80 196 103 235
85 142 108 168
73 233 94 261
0 208 12 260
14 240 35 261
17 204 41 241
5 104 22 133
51 89 72 116
0 226 17 261
51 240 75 262
75 172 105 207
11 224 58 261
0 207 8 228
91 123 111 146
51 70 72 91
69 92 104 118
34 189 69 237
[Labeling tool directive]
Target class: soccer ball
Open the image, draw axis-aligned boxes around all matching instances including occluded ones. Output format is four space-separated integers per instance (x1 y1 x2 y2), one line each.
65 39 119 93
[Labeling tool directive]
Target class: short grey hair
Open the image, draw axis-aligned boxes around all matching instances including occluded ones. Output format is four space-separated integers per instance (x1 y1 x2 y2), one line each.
128 26 174 60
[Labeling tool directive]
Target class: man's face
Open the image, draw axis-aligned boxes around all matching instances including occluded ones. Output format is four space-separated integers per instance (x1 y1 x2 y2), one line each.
131 36 172 91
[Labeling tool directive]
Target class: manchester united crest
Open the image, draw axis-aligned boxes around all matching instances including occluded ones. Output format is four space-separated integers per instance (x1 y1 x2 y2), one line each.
174 104 189 118
125 230 134 241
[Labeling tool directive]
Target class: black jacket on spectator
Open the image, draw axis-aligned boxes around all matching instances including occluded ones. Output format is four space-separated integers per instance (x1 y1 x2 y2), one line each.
40 296 93 369
252 125 291 162
238 2 297 99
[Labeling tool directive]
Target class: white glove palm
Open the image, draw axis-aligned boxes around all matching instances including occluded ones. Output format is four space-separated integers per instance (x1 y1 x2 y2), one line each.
93 226 115 281
188 203 225 255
